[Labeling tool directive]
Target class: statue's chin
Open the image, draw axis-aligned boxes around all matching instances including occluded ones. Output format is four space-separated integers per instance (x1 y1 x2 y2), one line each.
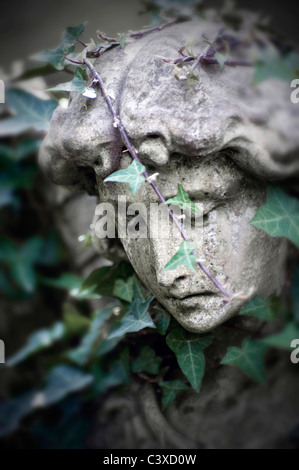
159 294 243 333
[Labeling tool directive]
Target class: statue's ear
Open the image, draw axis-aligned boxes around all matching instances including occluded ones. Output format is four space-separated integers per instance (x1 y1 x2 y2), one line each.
39 133 98 195
38 88 122 194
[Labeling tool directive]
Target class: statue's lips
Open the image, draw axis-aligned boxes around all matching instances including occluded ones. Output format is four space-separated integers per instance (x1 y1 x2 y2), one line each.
169 292 216 308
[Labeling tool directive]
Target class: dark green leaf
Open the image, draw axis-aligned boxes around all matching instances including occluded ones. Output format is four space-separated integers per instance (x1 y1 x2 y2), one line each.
261 322 299 350
132 346 162 374
107 297 156 340
32 43 74 70
155 309 171 335
0 89 57 136
32 22 87 70
63 302 90 335
221 339 268 383
7 322 66 366
251 186 299 248
112 276 134 302
48 67 96 99
254 50 299 84
66 302 117 366
239 296 280 322
0 366 93 438
62 23 87 45
166 327 213 392
159 380 189 410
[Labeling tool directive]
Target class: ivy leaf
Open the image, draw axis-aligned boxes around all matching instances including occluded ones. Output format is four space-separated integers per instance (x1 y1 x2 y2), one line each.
166 328 213 393
117 33 131 49
62 23 87 45
165 184 201 215
107 297 156 341
104 160 146 195
81 261 135 298
48 67 97 99
132 346 162 375
66 302 117 366
214 51 227 70
32 43 75 71
0 366 93 438
112 276 134 303
7 323 66 367
254 50 299 84
251 186 299 249
40 273 100 299
261 322 299 350
221 339 268 383
0 237 43 293
164 241 197 272
239 296 280 322
154 309 171 335
91 348 131 395
62 303 91 335
0 89 57 137
159 380 189 410
32 22 87 70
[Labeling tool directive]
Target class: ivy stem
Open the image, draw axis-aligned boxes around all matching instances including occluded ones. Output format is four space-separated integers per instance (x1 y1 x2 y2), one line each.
83 57 234 299
97 19 181 43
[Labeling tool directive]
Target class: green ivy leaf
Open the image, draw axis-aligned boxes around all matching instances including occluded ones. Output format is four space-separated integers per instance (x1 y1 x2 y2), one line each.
221 339 268 383
82 261 134 291
260 322 299 350
132 346 162 375
107 297 156 341
159 380 189 410
104 161 146 195
239 296 280 322
0 89 57 136
91 348 131 395
7 323 66 366
32 43 75 71
117 33 131 49
154 309 171 335
166 328 213 393
254 50 299 84
63 303 91 335
0 366 93 438
40 273 100 299
0 237 43 293
251 186 299 249
66 302 118 366
165 184 201 215
62 23 87 46
164 241 197 272
214 51 227 70
32 22 87 70
48 67 97 99
112 276 134 303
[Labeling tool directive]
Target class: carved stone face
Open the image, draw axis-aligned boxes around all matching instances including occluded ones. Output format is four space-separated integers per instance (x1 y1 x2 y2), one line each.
39 18 299 332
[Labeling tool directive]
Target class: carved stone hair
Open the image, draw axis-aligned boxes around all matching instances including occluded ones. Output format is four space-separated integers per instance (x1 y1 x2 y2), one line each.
39 15 299 195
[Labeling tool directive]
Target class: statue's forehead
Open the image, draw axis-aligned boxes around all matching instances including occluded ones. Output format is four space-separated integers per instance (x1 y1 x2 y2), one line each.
89 20 256 153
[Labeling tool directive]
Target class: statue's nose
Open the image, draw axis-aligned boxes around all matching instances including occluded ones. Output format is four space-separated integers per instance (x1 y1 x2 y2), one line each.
138 137 169 167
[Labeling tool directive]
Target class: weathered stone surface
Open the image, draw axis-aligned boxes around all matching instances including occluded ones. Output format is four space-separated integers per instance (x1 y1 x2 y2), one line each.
39 17 299 332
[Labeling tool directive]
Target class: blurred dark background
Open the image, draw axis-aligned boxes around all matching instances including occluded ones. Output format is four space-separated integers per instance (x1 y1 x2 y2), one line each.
1 0 299 70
